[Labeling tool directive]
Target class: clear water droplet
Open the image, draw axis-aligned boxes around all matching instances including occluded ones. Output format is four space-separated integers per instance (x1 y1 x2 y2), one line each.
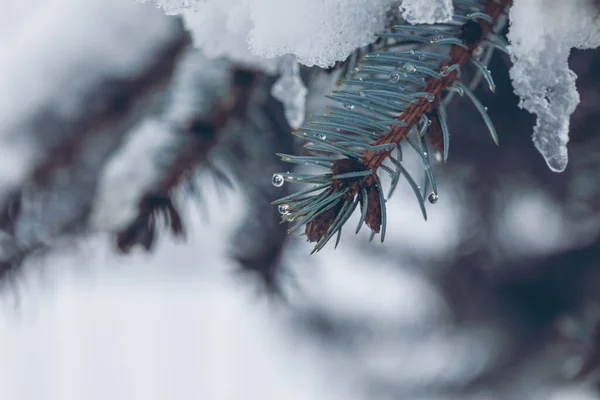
315 133 327 140
404 63 417 73
434 152 442 162
272 174 284 187
409 49 415 55
336 128 341 132
353 67 360 73
473 46 483 58
423 152 428 157
440 66 449 77
344 104 355 110
430 35 444 44
358 77 363 81
389 72 400 83
418 54 426 61
484 106 488 111
426 93 435 102
428 119 433 126
428 193 439 204
278 204 290 214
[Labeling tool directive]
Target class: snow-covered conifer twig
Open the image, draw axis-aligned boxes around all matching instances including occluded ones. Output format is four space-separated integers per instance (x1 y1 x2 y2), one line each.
272 0 511 253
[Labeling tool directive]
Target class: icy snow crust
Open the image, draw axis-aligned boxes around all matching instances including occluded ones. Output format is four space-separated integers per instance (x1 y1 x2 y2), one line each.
139 0 397 68
507 0 600 172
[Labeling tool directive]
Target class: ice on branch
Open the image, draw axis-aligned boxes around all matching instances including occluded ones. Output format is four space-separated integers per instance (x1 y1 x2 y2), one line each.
507 0 600 172
270 55 307 129
399 0 454 24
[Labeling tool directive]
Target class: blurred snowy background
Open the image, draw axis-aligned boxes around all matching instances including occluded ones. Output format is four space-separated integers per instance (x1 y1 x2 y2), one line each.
1 1 600 399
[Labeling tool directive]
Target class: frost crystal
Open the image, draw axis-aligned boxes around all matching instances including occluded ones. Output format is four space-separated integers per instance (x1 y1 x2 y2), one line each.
399 0 454 24
507 0 600 172
270 56 307 129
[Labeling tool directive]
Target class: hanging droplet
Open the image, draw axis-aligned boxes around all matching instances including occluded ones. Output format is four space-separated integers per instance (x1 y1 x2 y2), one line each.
409 49 415 55
426 93 435 102
272 174 284 187
344 104 355 110
404 63 417 73
428 193 439 204
418 54 426 61
434 151 442 162
358 77 363 81
484 106 488 111
423 151 428 157
353 67 360 73
336 128 341 132
440 66 450 77
315 133 327 140
278 204 290 215
428 119 433 126
389 72 400 83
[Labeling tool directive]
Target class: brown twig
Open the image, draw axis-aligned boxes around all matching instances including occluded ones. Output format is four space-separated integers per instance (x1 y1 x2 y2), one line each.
116 68 261 252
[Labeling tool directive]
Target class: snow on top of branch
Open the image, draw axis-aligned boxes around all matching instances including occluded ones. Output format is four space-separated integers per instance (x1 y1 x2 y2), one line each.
138 0 400 68
507 0 600 172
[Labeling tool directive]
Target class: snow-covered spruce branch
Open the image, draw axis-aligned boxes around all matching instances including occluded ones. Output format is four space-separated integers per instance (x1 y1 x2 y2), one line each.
272 0 510 253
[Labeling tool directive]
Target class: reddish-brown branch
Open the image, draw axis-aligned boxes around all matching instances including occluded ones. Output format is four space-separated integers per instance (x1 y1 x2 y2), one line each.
362 0 512 176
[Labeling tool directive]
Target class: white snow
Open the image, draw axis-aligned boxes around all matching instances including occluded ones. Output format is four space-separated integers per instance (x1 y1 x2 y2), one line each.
507 0 600 172
399 0 454 25
270 55 308 129
136 0 397 68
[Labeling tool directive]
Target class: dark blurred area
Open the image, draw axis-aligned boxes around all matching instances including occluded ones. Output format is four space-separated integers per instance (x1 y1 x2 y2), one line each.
0 2 600 399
